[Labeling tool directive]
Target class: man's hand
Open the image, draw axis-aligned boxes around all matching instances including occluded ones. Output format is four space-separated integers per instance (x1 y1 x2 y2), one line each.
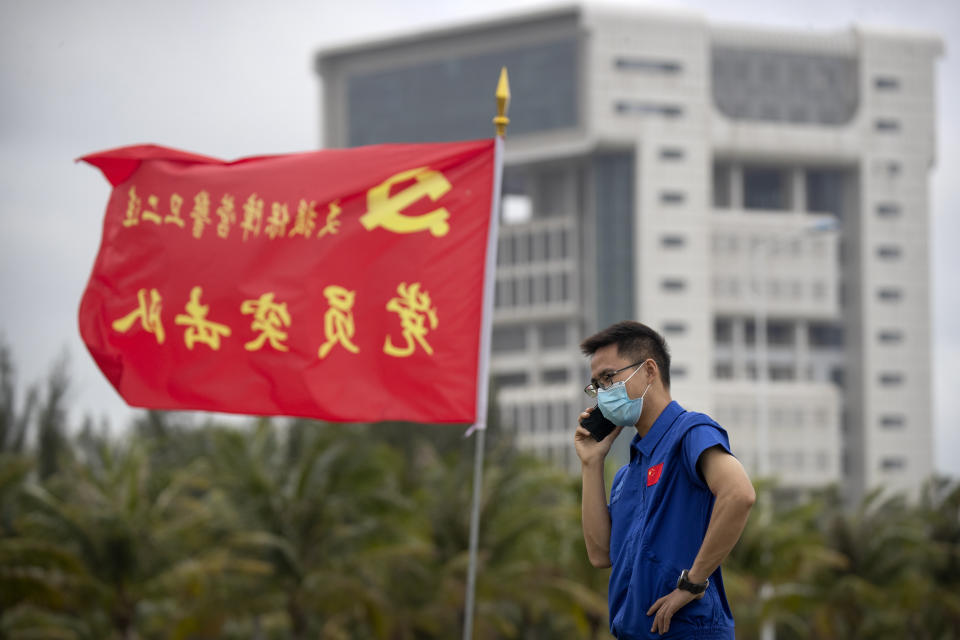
574 407 623 467
647 588 704 635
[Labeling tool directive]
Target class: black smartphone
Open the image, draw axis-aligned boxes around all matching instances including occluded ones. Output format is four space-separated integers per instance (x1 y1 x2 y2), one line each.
581 405 617 442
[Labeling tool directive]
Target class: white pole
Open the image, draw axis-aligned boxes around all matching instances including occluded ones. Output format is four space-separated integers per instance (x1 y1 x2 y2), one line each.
463 73 508 639
463 426 486 640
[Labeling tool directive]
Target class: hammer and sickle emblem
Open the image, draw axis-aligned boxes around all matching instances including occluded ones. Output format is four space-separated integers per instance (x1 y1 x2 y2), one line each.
360 167 451 237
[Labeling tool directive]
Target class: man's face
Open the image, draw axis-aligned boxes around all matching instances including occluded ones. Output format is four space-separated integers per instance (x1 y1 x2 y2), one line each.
589 344 648 400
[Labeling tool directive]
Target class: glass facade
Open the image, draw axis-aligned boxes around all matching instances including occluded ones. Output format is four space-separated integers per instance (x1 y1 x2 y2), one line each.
712 47 858 125
806 169 847 216
744 167 789 210
346 38 579 146
594 152 635 328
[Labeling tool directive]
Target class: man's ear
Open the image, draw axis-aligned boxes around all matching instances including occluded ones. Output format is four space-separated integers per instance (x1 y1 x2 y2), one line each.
646 358 660 383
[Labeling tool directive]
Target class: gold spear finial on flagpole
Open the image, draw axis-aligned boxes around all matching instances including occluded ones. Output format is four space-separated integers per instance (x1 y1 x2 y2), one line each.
493 67 510 137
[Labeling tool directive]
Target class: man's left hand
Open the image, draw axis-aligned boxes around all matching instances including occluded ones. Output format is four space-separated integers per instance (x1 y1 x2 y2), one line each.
647 588 704 635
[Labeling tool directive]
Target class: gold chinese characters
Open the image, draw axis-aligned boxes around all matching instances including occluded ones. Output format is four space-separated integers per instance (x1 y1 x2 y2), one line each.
118 163 456 239
111 282 439 359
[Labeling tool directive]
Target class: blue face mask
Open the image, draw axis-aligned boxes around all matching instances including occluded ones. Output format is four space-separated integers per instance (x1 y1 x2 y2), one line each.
597 363 651 427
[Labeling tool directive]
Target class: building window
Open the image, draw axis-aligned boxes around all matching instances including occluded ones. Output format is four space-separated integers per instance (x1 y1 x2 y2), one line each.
538 168 569 218
547 229 569 260
809 322 844 347
661 278 687 292
560 273 571 301
532 274 547 305
881 457 907 471
715 318 733 344
660 147 685 161
768 321 794 346
875 118 900 132
660 191 686 205
539 321 567 349
672 365 688 379
711 47 858 125
743 168 789 210
877 329 904 344
492 326 526 353
493 372 528 388
830 367 846 388
542 368 569 384
879 372 904 386
713 163 731 208
713 234 740 253
880 415 906 429
805 168 846 216
615 101 684 117
662 321 687 335
876 203 902 218
661 234 686 248
877 287 903 302
876 245 902 260
497 238 511 266
714 362 734 379
614 57 682 73
493 278 513 309
771 365 794 381
874 76 900 90
546 274 559 304
511 277 526 306
511 235 527 264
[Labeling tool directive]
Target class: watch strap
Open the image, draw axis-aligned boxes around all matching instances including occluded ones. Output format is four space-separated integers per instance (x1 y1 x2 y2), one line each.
676 569 709 594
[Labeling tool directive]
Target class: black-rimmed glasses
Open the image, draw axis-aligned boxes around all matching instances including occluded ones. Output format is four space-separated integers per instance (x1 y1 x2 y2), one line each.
584 361 646 398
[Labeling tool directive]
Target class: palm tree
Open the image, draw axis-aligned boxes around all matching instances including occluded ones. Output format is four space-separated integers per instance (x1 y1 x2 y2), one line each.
4 435 245 639
794 487 930 639
369 431 607 640
725 482 847 638
206 418 415 639
0 341 35 456
904 476 960 639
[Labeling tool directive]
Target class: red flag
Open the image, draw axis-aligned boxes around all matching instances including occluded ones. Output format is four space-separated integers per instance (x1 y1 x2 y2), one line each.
78 140 498 423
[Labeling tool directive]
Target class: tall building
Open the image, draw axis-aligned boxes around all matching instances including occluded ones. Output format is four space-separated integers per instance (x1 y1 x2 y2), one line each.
315 4 941 499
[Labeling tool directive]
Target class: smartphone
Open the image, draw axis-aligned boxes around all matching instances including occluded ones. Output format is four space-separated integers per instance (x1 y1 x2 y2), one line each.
581 405 617 442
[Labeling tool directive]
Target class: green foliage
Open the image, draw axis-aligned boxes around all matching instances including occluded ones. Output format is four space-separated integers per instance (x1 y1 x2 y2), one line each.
726 481 960 640
1 345 958 639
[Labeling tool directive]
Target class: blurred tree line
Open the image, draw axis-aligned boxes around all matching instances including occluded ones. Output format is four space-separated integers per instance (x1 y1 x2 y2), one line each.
1 343 958 639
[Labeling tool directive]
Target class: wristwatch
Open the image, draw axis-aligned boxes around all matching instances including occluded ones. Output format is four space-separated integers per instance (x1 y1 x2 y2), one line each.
676 569 709 594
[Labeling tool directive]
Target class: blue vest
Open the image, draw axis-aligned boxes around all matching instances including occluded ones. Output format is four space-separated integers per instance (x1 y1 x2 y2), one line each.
607 401 736 639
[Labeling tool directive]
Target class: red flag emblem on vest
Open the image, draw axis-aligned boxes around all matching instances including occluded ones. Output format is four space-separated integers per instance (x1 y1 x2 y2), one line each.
78 140 497 423
647 463 664 486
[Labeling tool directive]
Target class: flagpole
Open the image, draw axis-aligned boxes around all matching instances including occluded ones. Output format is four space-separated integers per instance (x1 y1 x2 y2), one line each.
463 67 509 640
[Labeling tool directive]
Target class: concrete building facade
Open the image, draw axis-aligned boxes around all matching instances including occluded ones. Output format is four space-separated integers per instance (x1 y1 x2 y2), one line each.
315 4 941 498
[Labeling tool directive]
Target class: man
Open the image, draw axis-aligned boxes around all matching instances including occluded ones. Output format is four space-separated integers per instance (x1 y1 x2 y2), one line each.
574 321 755 639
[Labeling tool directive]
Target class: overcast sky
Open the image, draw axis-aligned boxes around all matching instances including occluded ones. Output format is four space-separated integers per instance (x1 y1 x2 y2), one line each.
2 0 957 475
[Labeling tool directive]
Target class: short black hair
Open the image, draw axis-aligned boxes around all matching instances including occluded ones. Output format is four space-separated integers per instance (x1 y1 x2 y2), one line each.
580 321 671 389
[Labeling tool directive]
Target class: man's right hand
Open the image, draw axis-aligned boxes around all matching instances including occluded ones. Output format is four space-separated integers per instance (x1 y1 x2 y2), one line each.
574 407 623 467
